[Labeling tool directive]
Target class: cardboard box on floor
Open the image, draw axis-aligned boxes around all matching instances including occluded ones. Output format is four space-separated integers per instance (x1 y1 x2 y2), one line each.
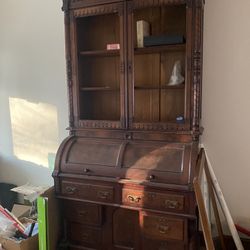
0 205 38 250
0 235 38 250
0 187 61 250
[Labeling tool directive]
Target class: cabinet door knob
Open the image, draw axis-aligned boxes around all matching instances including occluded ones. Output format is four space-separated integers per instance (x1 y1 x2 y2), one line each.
125 133 132 140
149 175 155 180
83 168 90 173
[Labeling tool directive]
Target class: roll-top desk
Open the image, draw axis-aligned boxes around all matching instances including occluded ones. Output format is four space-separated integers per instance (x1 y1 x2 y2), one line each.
53 0 204 249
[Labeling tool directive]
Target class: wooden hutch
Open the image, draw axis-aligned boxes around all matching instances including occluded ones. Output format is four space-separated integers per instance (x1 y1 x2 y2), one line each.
53 0 204 249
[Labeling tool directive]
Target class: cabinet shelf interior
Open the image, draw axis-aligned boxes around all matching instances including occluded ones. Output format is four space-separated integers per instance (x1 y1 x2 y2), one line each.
81 86 120 91
76 12 120 51
133 4 186 123
134 44 185 55
80 49 120 57
134 84 185 90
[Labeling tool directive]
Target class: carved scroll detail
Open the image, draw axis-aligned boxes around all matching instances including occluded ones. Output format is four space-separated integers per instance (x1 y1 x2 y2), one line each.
132 123 189 131
66 59 74 128
79 120 122 129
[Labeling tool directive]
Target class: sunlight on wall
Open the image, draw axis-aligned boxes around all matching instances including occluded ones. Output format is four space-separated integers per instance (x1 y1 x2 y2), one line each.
9 97 59 168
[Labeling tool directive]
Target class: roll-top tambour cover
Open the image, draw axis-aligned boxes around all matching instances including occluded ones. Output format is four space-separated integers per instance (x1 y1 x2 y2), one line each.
59 137 194 185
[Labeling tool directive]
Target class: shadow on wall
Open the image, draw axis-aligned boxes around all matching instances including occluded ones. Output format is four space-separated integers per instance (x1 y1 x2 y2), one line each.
0 97 59 186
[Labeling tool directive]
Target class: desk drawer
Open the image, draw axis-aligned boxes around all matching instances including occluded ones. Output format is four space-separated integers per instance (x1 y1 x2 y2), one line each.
63 201 102 226
68 223 101 247
122 189 185 212
61 181 114 203
141 213 185 241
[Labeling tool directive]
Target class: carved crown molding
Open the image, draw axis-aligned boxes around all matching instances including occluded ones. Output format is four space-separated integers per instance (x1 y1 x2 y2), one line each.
132 0 186 9
73 4 122 17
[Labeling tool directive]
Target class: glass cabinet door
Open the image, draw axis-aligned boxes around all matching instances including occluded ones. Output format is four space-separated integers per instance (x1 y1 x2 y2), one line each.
128 0 191 131
71 3 125 129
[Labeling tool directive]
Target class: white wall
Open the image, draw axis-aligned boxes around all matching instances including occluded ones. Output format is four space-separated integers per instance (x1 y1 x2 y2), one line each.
0 0 249 230
0 0 68 186
202 0 250 230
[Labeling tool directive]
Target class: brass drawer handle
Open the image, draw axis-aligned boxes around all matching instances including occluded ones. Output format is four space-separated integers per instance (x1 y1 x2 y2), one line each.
165 200 179 209
78 210 88 217
158 224 170 234
127 195 141 203
98 191 110 200
65 186 76 194
82 233 89 241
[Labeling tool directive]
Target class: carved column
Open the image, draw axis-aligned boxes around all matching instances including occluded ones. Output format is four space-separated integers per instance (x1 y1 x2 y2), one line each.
62 0 74 133
192 0 204 140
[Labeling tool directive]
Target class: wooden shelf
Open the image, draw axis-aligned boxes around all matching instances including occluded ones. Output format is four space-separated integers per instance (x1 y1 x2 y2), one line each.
161 84 185 89
134 44 185 55
135 84 185 90
135 86 159 90
81 86 119 91
79 49 120 57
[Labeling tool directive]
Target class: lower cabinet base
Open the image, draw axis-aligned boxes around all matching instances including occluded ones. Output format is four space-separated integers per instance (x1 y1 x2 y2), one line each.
142 239 185 250
60 200 198 250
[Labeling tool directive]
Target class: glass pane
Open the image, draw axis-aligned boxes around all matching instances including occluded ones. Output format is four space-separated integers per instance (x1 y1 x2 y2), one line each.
77 13 120 51
133 5 186 123
76 13 121 121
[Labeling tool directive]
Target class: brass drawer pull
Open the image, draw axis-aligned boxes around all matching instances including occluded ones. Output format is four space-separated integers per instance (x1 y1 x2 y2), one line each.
165 200 179 209
78 210 88 217
82 233 89 241
98 191 110 200
127 195 141 203
158 224 170 234
65 186 76 194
